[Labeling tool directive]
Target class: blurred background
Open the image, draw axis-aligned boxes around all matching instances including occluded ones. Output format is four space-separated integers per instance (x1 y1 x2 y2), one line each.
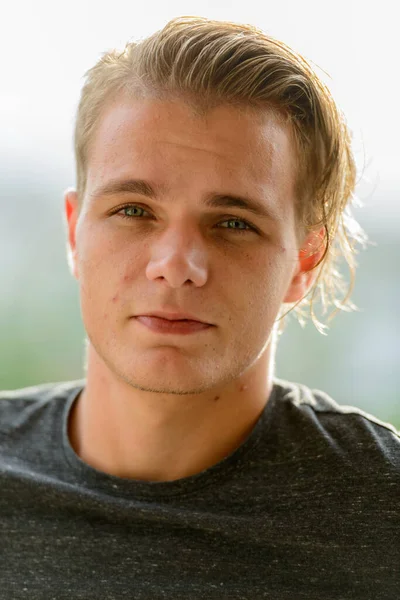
1 0 399 428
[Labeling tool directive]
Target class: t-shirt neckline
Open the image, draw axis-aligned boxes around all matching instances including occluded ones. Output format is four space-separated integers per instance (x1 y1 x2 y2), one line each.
61 380 281 500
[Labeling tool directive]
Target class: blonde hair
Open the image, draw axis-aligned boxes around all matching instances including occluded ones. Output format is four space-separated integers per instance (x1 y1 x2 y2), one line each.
74 16 368 333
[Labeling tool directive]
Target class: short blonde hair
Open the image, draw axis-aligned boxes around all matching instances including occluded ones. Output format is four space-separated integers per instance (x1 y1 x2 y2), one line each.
74 16 368 333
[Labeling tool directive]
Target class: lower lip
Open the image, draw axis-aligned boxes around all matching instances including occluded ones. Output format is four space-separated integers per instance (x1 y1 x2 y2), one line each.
134 316 212 335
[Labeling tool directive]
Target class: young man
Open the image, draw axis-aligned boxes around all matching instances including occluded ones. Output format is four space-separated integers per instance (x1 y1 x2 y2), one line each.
1 16 399 599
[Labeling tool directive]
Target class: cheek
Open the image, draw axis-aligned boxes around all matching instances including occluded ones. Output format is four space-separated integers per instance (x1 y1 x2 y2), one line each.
76 240 120 313
78 220 141 280
79 251 146 328
239 250 291 315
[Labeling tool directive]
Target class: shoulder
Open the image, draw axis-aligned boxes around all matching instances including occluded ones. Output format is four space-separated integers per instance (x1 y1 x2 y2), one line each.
272 377 400 471
0 380 85 433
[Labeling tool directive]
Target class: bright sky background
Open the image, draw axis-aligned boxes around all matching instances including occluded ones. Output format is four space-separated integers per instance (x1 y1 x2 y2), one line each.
2 0 399 219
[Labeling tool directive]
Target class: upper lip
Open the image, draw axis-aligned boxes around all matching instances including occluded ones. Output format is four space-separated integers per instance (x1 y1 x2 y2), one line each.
135 311 211 324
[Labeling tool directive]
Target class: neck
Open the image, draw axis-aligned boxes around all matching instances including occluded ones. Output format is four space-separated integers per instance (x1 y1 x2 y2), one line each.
68 340 277 482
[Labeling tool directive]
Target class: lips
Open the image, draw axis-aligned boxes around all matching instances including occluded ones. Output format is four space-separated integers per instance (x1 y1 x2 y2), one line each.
135 311 210 324
134 315 212 335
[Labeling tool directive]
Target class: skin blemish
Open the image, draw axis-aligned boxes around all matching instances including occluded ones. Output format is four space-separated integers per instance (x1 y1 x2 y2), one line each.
239 384 248 392
112 294 118 303
213 395 220 402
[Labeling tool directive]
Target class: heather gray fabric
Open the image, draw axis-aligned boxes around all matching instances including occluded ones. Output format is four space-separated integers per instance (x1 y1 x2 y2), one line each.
0 378 399 600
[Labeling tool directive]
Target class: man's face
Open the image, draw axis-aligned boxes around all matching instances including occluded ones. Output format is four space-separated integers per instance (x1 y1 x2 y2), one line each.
66 97 306 394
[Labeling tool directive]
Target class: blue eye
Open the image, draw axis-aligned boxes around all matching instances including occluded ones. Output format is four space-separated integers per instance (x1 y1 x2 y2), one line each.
114 204 256 234
218 219 253 232
118 205 149 219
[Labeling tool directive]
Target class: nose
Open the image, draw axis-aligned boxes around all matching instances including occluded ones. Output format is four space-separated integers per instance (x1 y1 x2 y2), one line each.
145 223 208 288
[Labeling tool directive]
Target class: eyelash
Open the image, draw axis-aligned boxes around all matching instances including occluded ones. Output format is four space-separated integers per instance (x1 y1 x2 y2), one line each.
112 204 257 234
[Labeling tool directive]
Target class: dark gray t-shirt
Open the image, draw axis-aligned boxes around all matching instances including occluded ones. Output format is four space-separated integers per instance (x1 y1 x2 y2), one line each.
0 378 399 599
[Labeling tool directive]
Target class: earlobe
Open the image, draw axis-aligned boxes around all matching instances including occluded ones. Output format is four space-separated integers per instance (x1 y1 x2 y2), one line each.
64 189 80 280
283 227 326 304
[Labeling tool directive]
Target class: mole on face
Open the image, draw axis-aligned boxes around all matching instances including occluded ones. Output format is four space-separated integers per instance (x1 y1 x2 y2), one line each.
112 294 118 303
213 395 220 402
239 384 248 392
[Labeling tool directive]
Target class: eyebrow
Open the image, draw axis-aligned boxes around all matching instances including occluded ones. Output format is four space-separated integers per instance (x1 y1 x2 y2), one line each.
91 178 280 222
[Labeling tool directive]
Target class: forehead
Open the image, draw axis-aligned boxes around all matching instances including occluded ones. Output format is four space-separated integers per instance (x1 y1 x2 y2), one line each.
86 97 298 203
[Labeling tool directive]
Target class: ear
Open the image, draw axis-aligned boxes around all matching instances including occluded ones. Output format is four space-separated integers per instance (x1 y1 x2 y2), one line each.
283 227 326 304
64 189 80 280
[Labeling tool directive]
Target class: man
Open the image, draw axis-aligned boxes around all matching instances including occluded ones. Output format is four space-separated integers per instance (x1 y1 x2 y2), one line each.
1 16 399 600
